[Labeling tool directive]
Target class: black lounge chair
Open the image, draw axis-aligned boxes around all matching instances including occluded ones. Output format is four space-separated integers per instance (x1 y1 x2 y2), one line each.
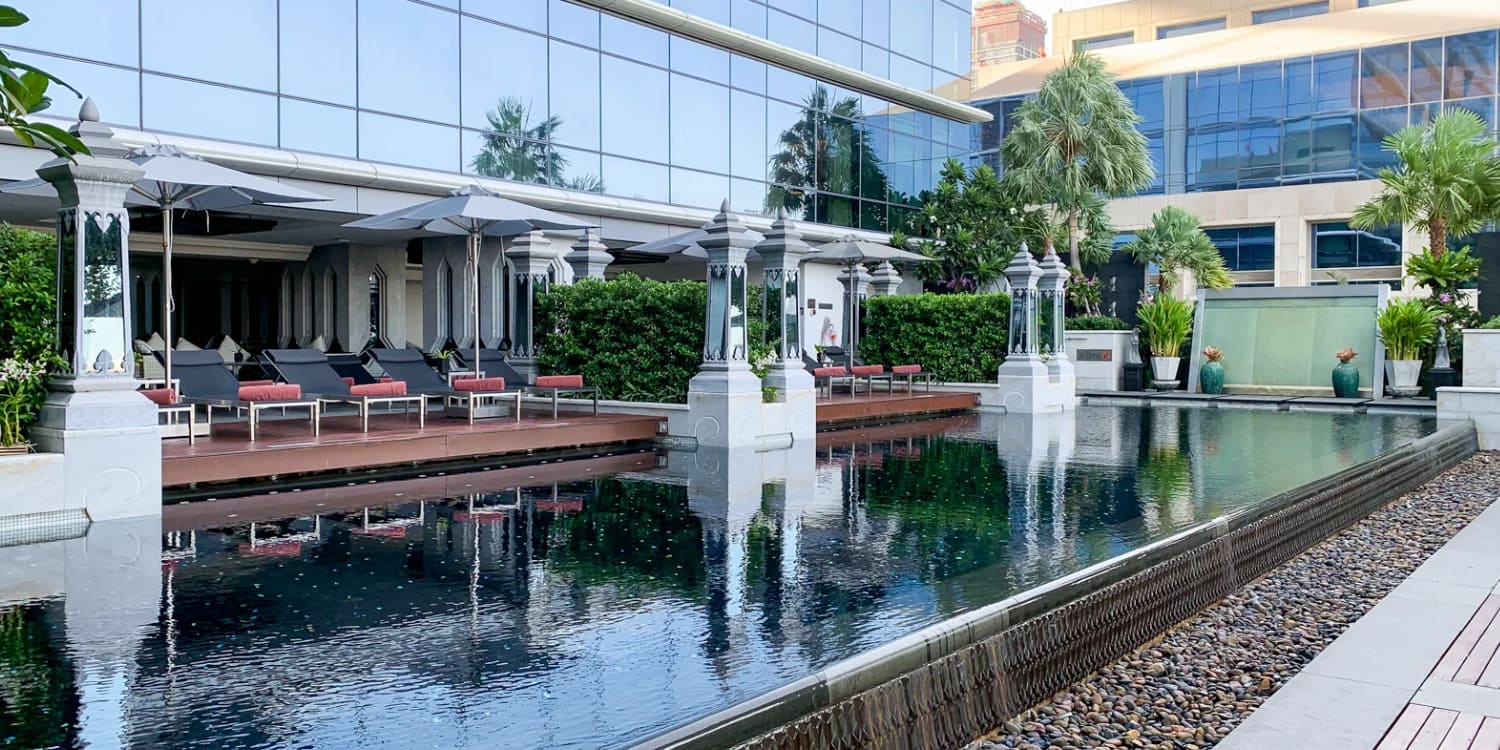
825 346 893 394
164 350 319 441
368 348 521 424
328 352 376 386
263 349 427 432
453 349 599 418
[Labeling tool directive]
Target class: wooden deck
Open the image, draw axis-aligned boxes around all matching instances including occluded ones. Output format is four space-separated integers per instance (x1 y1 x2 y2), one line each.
1374 596 1500 749
816 390 979 425
161 410 662 488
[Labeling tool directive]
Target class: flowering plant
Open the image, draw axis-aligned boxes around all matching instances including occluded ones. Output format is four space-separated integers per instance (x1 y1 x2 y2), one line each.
1335 347 1358 364
0 356 47 448
1201 346 1223 363
1066 272 1103 317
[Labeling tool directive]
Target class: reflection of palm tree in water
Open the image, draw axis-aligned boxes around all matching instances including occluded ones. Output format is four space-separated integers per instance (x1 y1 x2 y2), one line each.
471 98 605 193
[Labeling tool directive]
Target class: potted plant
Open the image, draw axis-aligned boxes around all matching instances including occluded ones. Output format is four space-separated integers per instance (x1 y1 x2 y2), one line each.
1199 346 1225 394
1136 295 1194 390
1332 347 1360 398
1376 298 1439 397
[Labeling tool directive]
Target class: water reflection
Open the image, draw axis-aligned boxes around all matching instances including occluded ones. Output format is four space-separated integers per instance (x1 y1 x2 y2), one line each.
0 406 1433 749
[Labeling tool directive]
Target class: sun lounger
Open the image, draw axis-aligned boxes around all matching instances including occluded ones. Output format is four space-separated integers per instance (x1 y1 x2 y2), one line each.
825 346 893 394
263 349 427 432
164 350 319 441
368 348 521 424
136 380 210 444
454 349 599 418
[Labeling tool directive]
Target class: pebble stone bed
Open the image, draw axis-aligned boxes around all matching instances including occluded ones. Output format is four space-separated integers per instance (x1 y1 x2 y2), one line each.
966 452 1500 750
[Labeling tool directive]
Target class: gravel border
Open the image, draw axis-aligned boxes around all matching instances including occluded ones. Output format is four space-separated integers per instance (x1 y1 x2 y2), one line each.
968 452 1500 750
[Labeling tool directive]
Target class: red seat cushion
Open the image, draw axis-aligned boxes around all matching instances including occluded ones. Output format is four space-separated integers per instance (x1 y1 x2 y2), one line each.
536 374 584 388
140 388 177 406
891 364 922 375
239 384 302 401
453 376 506 392
813 367 847 377
241 379 275 387
340 376 356 387
350 381 407 397
851 365 885 376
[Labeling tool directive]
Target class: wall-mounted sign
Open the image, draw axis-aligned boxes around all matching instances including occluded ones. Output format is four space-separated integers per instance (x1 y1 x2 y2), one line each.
1076 349 1113 362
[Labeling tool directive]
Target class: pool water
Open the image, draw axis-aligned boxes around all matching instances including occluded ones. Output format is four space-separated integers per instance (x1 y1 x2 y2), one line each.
0 406 1434 749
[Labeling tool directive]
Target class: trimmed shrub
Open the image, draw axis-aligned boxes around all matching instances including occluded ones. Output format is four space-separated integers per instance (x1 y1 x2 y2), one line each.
861 293 1010 383
1067 315 1129 331
0 225 58 444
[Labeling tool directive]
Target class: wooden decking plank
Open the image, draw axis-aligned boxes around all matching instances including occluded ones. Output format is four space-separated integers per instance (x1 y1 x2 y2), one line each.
1456 614 1500 685
1411 709 1461 750
1438 713 1485 750
1378 705 1436 750
1470 718 1500 750
1480 648 1500 689
1434 597 1500 682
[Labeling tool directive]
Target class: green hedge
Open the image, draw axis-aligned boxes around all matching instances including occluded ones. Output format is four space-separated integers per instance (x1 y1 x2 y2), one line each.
861 293 1010 383
1067 315 1129 331
0 225 58 443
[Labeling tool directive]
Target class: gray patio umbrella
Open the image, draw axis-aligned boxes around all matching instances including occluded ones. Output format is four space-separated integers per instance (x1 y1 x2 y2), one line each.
630 221 766 258
2 143 330 386
343 184 597 377
812 235 933 357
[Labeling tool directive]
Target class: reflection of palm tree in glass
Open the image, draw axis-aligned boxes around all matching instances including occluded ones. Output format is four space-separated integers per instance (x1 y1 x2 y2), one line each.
471 97 605 194
766 86 890 226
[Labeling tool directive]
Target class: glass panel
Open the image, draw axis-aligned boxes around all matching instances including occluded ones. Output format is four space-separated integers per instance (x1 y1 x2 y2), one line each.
767 98 812 188
729 266 747 360
1410 37 1444 103
672 0 731 24
462 18 548 131
1157 17 1225 40
1314 221 1402 268
11 52 139 128
820 0 861 36
783 273 800 359
672 75 730 173
1310 113 1356 175
359 111 460 172
549 42 600 150
602 155 669 203
1238 62 1283 121
1251 1 1328 24
5 0 137 67
731 55 766 94
144 75 277 146
1358 106 1407 176
601 57 668 163
933 1 969 75
463 0 547 32
1446 96 1495 130
1282 116 1311 177
143 0 277 90
815 195 857 227
769 0 815 18
890 55 931 93
859 201 888 232
1239 122 1281 184
1285 56 1314 117
554 146 604 192
1361 43 1409 109
706 266 726 359
862 0 890 49
890 0 932 62
1313 51 1357 112
549 0 599 47
823 117 861 197
358 0 460 123
1205 226 1275 272
1446 31 1499 100
863 125 890 198
601 14 667 67
1128 78 1167 130
819 28 862 70
729 90 767 180
281 99 357 157
731 0 766 36
1190 67 1237 128
1187 128 1236 191
1074 32 1133 54
280 0 357 106
768 9 816 55
81 213 126 374
672 37 729 83
671 167 729 208
730 178 768 215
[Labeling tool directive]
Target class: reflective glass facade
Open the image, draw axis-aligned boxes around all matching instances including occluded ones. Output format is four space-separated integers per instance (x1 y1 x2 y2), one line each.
1204 225 1275 272
5 0 971 231
974 28 1500 196
1312 221 1403 268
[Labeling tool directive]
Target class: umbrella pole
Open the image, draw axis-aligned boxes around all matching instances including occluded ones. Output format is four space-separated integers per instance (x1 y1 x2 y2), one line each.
162 203 174 388
471 231 482 379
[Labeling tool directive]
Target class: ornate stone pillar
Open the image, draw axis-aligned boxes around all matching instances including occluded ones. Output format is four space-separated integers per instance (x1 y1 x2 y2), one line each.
754 208 815 441
687 201 762 449
505 230 558 383
1037 245 1076 406
869 261 902 296
566 228 612 281
837 264 872 356
997 244 1072 413
30 102 162 520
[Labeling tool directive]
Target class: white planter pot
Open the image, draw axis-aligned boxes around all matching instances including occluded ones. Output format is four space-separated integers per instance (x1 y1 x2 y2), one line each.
1151 356 1181 389
1388 359 1423 397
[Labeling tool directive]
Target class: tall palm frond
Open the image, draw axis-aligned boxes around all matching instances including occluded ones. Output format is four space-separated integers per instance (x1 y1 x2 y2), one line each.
1124 206 1233 294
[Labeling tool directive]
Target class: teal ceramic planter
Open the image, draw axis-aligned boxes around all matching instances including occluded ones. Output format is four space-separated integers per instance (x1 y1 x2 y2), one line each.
1332 362 1360 398
1199 361 1225 394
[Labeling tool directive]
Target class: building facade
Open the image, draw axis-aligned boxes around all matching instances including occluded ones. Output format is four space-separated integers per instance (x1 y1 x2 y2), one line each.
973 0 1047 70
0 0 982 355
1054 0 1408 55
972 0 1500 312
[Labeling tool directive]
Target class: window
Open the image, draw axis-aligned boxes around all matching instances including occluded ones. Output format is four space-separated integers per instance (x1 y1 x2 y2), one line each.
1204 226 1275 272
1445 31 1498 100
281 1 356 106
1360 44 1408 109
1313 221 1403 268
1357 106 1407 176
1313 52 1357 112
1359 0 1408 6
1157 18 1225 40
144 75 277 146
144 0 277 91
358 0 459 124
1252 2 1329 25
1074 32 1133 54
1410 37 1444 103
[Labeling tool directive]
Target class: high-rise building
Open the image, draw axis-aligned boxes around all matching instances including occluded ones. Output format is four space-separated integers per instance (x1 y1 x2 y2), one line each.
973 0 1047 70
971 0 1500 314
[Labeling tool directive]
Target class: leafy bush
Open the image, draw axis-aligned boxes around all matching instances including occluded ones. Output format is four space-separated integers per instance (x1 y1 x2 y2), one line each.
1377 298 1439 361
1407 246 1481 292
861 293 1010 383
1136 295 1194 357
1066 315 1128 331
1480 315 1500 330
0 224 58 445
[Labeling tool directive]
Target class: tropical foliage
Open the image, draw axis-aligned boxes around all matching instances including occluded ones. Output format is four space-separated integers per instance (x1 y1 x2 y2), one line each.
1136 294 1195 357
861 293 1010 382
470 97 604 193
1376 298 1440 361
766 85 889 227
1406 245 1482 293
0 7 86 157
1000 52 1153 272
1066 315 1129 331
1352 110 1500 257
1122 206 1234 294
0 224 58 446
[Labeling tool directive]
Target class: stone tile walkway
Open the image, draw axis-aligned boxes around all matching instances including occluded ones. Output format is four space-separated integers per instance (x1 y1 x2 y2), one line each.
1217 501 1500 750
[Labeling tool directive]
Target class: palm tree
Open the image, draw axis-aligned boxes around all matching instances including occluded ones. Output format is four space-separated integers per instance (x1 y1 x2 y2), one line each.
1122 206 1233 295
1000 52 1154 273
766 86 890 222
470 97 604 193
1352 109 1500 258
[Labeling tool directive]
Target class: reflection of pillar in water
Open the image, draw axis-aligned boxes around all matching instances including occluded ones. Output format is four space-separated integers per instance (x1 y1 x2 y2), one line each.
686 447 765 668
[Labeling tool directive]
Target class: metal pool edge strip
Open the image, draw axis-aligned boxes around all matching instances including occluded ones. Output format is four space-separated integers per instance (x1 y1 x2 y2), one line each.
628 420 1480 750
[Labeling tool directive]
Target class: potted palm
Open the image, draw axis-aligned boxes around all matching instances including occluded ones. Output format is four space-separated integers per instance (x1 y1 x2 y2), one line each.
1137 295 1194 390
1376 299 1439 397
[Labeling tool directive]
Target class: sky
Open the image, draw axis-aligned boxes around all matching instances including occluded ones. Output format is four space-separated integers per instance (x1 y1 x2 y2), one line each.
977 0 1123 51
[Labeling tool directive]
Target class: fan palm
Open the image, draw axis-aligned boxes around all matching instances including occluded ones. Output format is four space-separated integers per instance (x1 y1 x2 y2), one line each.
1352 109 1500 258
470 98 603 194
1123 206 1233 294
1000 52 1154 273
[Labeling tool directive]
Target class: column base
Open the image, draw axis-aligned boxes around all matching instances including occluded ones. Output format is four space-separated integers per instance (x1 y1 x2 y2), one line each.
32 377 162 521
688 367 766 449
763 364 816 442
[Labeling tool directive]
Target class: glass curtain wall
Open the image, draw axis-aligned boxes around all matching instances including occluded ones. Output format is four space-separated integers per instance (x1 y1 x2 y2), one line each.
1 0 972 232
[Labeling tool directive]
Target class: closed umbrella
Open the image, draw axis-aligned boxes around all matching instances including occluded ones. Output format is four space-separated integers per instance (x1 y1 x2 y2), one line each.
3 143 330 386
812 235 933 357
343 184 597 378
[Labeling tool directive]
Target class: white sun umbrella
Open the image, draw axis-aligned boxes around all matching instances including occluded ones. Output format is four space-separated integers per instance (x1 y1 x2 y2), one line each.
812 235 933 357
343 184 597 378
2 143 330 386
630 221 766 258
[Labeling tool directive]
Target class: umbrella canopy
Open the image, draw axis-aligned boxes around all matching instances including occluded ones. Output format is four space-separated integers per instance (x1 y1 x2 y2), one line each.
343 184 597 378
811 235 933 265
2 143 330 389
630 222 766 259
